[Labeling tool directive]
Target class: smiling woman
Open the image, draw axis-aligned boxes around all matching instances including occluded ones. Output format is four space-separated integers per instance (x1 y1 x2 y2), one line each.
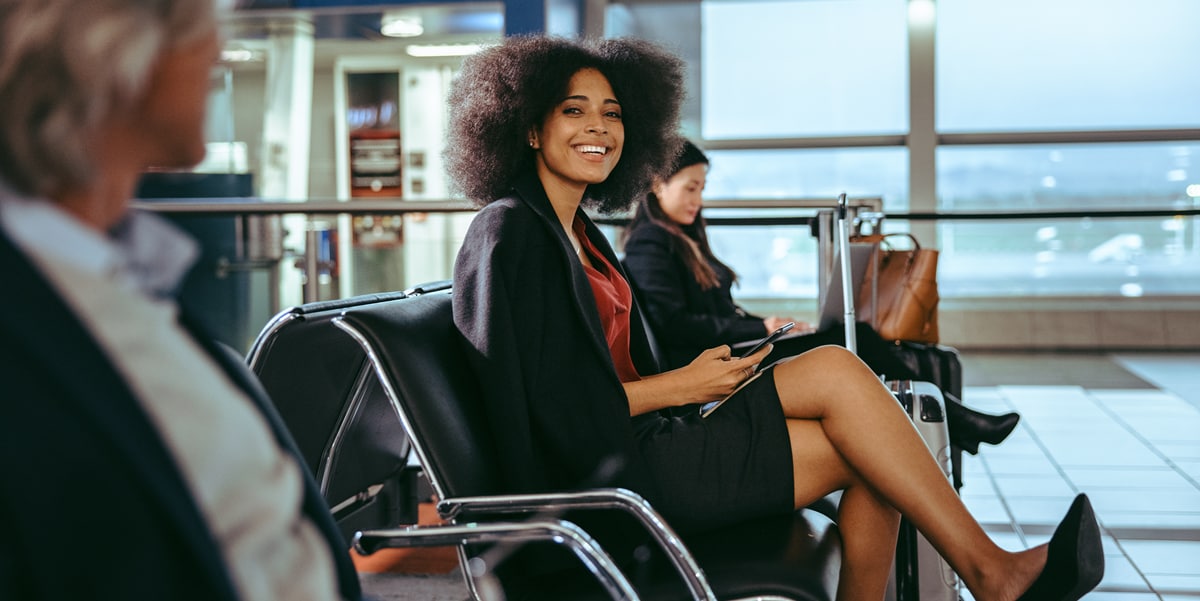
446 34 1104 601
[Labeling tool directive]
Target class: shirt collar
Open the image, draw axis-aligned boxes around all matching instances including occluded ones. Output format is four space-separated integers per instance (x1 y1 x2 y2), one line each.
0 185 199 300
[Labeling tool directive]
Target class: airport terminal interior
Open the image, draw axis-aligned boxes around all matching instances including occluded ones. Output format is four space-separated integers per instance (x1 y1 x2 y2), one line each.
139 0 1200 598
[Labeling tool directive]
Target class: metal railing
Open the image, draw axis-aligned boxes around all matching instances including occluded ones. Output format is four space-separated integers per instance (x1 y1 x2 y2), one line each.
132 196 1200 306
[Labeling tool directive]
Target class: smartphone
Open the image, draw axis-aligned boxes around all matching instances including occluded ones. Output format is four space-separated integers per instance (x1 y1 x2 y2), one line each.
738 321 795 359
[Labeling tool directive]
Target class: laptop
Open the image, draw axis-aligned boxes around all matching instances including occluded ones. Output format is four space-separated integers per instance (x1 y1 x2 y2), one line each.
816 242 877 332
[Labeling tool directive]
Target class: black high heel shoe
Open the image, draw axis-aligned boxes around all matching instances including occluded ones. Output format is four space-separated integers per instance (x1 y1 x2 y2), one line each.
1018 493 1105 601
945 394 1020 455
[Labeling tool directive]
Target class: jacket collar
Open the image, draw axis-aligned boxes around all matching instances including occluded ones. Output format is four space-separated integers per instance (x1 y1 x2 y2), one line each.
511 173 614 372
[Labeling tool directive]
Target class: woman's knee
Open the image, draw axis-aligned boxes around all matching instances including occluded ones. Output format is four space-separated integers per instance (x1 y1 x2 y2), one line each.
775 344 875 386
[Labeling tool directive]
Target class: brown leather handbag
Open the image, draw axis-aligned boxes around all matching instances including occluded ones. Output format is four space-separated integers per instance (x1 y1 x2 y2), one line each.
854 233 940 344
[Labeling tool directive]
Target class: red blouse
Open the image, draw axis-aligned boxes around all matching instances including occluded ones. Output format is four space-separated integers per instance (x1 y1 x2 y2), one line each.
574 219 642 383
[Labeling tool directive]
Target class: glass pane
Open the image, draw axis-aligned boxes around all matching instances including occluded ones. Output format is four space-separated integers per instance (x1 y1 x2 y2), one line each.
709 225 819 299
939 143 1199 210
706 148 909 212
701 0 908 139
938 143 1200 296
937 0 1200 132
939 218 1200 296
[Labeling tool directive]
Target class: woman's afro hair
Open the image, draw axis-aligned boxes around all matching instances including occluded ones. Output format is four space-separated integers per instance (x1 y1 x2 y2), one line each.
445 35 685 214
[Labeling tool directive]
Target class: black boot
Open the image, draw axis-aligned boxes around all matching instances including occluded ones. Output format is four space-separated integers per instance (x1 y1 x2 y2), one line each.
944 394 1020 455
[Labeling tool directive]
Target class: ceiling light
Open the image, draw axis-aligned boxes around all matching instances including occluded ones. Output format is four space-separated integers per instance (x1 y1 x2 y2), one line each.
381 15 423 38
405 43 487 58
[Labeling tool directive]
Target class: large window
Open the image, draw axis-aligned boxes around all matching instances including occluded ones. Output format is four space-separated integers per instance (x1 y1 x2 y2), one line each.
613 0 1200 300
701 0 908 139
935 0 1200 296
693 1 909 300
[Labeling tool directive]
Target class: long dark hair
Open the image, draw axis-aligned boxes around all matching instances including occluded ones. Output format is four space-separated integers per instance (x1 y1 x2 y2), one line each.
627 140 736 290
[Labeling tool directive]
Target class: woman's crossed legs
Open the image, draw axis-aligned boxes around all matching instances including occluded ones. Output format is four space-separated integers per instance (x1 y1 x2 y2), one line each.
774 345 1050 601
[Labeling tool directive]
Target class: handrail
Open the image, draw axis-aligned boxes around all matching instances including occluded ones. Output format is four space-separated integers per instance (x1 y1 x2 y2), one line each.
130 198 1199 221
129 196 884 216
891 207 1200 221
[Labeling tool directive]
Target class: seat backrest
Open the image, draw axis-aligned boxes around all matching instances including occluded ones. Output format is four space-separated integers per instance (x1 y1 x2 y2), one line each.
618 258 665 367
246 290 412 505
333 289 502 501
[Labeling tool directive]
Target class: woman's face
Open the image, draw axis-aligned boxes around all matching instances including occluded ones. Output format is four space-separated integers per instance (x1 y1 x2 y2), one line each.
531 68 624 198
653 162 708 226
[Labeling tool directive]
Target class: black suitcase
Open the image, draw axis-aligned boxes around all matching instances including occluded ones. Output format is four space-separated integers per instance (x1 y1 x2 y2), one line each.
886 340 963 400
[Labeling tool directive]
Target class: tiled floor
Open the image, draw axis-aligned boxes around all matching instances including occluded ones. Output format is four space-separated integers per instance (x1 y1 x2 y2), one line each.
958 352 1200 600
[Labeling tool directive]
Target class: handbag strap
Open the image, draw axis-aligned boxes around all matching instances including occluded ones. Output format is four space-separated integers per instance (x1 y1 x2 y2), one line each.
851 232 921 251
878 233 920 251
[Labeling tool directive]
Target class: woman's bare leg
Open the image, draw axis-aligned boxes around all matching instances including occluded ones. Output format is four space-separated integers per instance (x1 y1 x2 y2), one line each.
774 346 1047 601
787 419 900 601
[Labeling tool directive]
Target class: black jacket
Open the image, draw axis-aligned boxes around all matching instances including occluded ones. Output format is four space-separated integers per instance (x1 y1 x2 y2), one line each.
452 173 664 501
623 220 766 369
0 227 361 601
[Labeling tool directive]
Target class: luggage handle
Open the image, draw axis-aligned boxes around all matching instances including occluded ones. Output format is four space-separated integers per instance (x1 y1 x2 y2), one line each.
836 193 858 354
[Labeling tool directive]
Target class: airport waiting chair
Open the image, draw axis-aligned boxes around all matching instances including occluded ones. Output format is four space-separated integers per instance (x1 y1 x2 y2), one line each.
332 288 842 600
245 290 421 544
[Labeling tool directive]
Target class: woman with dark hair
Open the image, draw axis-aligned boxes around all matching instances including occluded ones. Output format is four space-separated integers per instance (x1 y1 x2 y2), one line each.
449 34 1102 601
622 140 1020 457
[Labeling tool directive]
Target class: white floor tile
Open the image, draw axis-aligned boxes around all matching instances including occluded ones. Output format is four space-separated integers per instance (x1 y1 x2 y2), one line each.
1064 466 1198 491
1086 489 1200 514
992 474 1077 498
1141 573 1200 593
1121 540 1200 575
1079 594 1157 601
1095 555 1154 590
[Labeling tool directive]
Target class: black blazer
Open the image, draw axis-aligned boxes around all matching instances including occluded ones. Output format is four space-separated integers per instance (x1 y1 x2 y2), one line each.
623 220 766 369
0 227 361 601
452 172 663 502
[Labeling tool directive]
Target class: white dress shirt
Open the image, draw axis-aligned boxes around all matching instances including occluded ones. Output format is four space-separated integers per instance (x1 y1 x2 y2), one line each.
0 190 343 601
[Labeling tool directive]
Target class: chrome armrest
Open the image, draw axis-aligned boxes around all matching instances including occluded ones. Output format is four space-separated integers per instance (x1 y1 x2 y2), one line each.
354 519 640 601
438 487 716 601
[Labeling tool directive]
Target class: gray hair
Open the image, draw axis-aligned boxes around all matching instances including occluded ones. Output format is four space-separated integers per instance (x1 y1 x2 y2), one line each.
0 0 219 197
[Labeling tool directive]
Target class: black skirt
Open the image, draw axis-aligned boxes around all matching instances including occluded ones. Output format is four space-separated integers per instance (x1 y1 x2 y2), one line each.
633 367 794 534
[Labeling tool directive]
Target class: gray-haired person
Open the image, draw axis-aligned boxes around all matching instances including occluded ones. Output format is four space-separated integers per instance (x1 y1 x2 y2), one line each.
0 1 361 599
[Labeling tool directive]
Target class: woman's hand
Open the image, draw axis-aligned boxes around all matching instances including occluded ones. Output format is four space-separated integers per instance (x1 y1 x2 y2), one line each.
763 316 793 333
623 344 772 415
764 316 815 334
682 345 772 402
